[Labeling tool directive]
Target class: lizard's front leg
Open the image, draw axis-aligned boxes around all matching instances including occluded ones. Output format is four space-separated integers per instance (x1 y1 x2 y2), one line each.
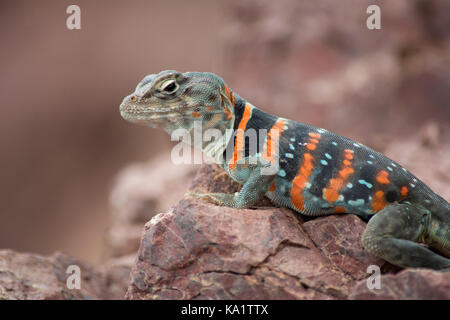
188 164 276 208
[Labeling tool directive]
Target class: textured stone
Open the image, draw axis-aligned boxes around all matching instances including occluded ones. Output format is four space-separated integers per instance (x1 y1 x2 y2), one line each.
126 198 354 300
349 269 450 299
106 153 198 258
0 250 121 300
303 214 385 280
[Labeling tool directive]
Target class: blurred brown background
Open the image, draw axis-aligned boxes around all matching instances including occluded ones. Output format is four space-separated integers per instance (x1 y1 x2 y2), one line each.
0 0 449 263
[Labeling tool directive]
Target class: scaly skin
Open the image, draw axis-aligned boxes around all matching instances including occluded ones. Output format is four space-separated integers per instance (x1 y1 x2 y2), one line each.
120 70 450 270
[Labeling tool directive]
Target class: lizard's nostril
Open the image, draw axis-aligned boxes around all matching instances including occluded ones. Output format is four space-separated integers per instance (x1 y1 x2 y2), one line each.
131 95 136 102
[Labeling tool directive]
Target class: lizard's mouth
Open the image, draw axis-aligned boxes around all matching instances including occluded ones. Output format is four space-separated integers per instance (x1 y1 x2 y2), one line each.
120 102 184 124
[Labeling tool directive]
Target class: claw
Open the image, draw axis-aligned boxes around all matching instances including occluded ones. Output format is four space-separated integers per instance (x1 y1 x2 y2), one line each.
185 192 221 205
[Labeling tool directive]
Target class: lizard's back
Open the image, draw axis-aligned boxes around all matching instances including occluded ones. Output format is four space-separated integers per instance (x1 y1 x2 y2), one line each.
225 96 449 220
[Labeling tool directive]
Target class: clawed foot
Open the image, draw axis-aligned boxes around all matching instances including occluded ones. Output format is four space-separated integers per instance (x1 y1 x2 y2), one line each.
185 192 237 207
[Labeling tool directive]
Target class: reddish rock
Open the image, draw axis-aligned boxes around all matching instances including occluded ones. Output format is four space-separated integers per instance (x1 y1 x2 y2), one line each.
101 254 135 299
303 214 385 280
0 250 122 300
349 269 450 299
126 199 353 300
106 153 198 258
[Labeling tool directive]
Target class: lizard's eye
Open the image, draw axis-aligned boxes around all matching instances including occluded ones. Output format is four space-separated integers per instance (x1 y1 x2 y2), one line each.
160 79 178 94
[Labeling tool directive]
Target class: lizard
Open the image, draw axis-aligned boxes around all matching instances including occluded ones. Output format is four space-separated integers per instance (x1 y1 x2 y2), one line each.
120 70 450 271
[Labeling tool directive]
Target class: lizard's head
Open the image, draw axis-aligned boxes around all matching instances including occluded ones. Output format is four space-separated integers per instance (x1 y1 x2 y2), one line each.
120 70 235 134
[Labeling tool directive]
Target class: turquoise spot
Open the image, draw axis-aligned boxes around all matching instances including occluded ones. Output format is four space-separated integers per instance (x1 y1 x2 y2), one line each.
369 154 375 159
320 160 328 166
289 144 295 150
325 153 332 159
367 160 373 165
387 166 393 172
332 142 338 146
348 199 365 207
285 153 294 159
290 137 295 142
346 182 353 188
278 170 286 177
358 179 373 189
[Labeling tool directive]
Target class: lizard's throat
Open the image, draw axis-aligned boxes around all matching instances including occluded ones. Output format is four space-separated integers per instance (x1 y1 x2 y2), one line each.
167 118 234 165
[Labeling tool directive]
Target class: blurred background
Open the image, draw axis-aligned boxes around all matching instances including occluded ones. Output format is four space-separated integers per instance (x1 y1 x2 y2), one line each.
0 0 449 263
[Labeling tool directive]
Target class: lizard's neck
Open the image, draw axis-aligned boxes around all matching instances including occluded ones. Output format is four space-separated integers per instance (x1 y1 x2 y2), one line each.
220 94 280 167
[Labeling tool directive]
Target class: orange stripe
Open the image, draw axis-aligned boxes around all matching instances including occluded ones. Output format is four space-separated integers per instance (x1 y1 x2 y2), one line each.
334 206 346 213
400 186 408 198
224 85 231 100
224 85 235 107
228 104 252 170
262 119 285 163
221 86 234 120
291 132 321 211
223 85 235 116
291 153 315 211
371 190 387 211
309 132 321 139
269 182 276 192
224 107 233 120
323 149 355 202
376 170 390 184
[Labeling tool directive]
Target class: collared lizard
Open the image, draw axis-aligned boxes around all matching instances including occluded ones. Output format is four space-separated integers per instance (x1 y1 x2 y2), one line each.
120 70 450 270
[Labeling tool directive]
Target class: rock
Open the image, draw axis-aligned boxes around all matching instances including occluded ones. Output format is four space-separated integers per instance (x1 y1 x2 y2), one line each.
101 254 135 299
126 198 354 299
303 215 386 280
0 250 121 300
106 153 198 258
349 269 450 299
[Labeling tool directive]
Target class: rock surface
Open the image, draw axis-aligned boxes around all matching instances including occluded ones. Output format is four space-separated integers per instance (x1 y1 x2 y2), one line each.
0 250 122 300
349 269 450 300
106 153 198 258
